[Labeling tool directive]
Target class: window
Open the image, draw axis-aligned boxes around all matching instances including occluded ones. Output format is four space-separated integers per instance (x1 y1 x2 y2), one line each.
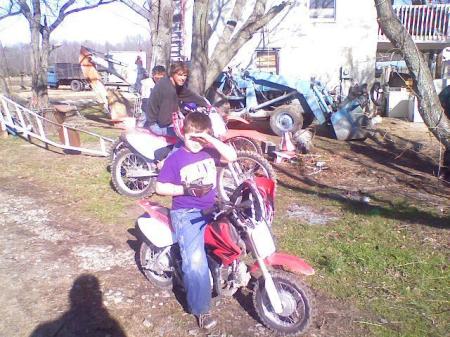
255 48 280 74
309 0 336 21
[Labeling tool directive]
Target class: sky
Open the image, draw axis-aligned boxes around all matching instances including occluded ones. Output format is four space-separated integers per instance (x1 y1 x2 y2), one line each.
0 2 149 46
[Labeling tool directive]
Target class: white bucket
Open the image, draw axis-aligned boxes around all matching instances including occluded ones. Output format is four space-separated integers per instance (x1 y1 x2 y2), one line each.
122 117 136 129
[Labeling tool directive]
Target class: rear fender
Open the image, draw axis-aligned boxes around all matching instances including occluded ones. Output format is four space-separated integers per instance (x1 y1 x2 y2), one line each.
125 130 172 159
137 199 172 231
224 129 268 142
137 216 177 248
225 115 250 125
250 252 315 276
136 200 175 248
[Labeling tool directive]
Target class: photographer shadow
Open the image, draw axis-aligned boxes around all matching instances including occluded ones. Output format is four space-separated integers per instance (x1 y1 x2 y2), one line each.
29 274 127 337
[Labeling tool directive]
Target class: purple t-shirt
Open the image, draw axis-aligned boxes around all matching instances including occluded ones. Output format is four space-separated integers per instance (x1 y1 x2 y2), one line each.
157 146 220 210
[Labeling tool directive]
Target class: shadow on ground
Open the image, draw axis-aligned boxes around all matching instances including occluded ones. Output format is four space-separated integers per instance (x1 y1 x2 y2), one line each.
28 274 127 337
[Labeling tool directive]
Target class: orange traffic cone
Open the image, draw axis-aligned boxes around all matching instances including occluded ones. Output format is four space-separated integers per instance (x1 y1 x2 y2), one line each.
279 131 295 152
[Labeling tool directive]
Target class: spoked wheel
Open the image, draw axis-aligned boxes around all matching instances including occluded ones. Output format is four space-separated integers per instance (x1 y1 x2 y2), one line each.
225 136 263 154
111 148 156 198
108 137 126 164
139 241 173 289
217 150 276 201
253 271 315 336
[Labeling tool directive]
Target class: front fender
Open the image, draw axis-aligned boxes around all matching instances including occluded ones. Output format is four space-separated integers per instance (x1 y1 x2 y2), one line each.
250 252 315 276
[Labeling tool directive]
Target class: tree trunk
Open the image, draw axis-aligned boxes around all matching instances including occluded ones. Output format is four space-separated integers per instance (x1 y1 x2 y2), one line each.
29 0 42 108
149 0 174 70
189 0 210 93
189 0 289 94
38 27 50 108
375 1 450 150
0 41 11 96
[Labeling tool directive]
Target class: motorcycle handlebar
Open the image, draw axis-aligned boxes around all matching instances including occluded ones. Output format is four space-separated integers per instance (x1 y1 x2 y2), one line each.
202 199 254 222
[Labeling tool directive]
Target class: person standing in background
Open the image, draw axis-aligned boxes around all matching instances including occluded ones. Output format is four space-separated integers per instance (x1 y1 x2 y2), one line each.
138 65 166 127
134 56 145 93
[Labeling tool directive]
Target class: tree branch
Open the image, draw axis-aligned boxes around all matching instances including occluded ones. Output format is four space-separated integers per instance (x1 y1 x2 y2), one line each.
118 0 151 19
15 0 32 22
0 0 21 21
49 0 116 32
207 0 290 89
215 0 246 48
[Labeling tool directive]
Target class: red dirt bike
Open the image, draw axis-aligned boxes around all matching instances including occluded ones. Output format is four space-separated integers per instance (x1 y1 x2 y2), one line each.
136 177 315 335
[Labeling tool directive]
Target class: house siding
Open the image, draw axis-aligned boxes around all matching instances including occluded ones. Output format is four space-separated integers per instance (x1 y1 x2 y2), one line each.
184 0 378 89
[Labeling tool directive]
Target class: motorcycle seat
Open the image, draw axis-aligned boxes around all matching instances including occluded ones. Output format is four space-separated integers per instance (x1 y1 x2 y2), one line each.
135 127 178 145
137 200 172 228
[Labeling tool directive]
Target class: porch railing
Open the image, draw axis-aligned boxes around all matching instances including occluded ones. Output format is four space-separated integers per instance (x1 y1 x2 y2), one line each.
378 4 450 42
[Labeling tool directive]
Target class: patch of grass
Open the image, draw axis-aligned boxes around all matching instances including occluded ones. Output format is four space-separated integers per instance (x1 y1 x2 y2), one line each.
1 135 448 337
275 185 449 337
0 136 131 225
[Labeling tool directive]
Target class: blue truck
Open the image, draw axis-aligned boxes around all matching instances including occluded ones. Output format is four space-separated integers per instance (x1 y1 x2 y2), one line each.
47 63 88 91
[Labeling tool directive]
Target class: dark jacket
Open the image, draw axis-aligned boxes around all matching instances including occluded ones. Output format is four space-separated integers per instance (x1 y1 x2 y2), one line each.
146 76 206 127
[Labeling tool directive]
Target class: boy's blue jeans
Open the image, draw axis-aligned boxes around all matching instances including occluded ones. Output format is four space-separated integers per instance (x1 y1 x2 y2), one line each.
149 123 177 137
170 208 211 316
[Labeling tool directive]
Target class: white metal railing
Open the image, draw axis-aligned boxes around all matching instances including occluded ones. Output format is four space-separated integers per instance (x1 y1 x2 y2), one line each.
378 4 450 42
0 94 113 156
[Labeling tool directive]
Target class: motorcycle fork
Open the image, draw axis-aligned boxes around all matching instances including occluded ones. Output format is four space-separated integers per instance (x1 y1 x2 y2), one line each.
227 162 241 185
255 256 283 314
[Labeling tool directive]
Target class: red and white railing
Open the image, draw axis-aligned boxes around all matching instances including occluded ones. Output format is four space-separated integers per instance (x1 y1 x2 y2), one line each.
378 4 450 42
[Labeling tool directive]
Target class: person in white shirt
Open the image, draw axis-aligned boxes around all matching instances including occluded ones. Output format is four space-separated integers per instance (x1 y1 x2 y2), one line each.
139 65 166 126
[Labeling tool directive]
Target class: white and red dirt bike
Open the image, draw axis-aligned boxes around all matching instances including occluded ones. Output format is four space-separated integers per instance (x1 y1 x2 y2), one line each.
110 107 276 199
137 177 315 335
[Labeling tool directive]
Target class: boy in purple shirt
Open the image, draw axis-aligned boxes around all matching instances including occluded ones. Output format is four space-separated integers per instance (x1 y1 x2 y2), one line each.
156 112 237 330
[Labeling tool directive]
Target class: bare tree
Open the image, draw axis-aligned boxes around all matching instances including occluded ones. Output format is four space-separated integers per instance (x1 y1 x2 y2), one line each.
0 41 11 95
375 0 450 178
189 0 291 94
119 0 174 69
0 0 115 108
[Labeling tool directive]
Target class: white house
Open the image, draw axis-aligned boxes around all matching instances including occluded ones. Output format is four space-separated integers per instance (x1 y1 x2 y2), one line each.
173 0 449 91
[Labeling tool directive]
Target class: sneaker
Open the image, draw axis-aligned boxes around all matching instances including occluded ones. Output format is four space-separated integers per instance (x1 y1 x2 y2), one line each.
197 312 217 330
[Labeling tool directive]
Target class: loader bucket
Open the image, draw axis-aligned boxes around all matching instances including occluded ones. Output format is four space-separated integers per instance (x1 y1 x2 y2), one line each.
330 101 369 141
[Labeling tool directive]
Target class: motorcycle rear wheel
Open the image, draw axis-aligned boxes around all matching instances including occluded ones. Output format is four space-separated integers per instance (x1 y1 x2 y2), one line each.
108 137 126 164
111 147 155 198
225 136 263 154
217 150 276 201
139 241 173 289
253 270 314 336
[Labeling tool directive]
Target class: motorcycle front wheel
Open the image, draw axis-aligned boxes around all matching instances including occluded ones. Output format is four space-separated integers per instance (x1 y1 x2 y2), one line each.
139 241 173 289
217 150 276 201
111 147 156 198
253 271 314 336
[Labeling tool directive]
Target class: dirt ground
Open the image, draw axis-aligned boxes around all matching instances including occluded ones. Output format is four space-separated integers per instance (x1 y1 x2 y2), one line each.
1 88 449 337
